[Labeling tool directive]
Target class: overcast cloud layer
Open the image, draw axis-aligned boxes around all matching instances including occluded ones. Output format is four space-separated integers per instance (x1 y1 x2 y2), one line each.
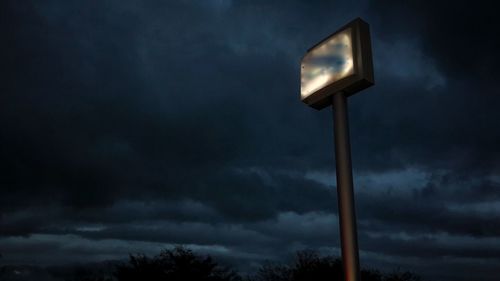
1 1 500 280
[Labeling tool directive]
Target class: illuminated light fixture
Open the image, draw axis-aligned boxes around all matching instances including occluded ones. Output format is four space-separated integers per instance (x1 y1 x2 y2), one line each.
300 18 375 281
300 18 374 109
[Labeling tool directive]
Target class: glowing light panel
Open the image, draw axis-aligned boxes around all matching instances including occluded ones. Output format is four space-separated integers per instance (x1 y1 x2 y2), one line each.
301 28 354 100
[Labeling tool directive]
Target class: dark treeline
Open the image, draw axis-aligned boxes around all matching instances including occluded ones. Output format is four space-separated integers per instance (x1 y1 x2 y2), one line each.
0 247 421 281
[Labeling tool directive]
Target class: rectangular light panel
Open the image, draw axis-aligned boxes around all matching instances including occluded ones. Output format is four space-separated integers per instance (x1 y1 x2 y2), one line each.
301 28 354 100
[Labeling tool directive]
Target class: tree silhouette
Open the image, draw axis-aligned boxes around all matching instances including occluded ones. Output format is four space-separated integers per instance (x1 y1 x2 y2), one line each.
255 250 419 281
255 263 290 281
114 246 241 281
0 248 423 281
384 270 421 281
290 250 344 281
255 250 351 281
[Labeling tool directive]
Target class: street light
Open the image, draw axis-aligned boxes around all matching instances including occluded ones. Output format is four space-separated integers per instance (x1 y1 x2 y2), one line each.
300 18 374 281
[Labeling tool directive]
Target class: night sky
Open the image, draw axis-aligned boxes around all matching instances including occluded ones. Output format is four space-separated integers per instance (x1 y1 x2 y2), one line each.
1 1 500 280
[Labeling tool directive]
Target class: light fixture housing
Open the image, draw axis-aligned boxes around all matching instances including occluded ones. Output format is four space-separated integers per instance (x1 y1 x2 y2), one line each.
301 18 374 110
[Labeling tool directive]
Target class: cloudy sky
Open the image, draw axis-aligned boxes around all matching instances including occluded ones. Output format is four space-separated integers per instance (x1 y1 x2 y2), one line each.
1 1 500 280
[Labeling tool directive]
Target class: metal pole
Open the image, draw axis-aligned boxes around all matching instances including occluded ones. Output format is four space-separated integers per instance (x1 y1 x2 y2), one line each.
332 91 360 281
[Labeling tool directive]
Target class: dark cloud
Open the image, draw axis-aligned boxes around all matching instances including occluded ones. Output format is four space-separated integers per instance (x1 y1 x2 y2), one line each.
370 0 500 82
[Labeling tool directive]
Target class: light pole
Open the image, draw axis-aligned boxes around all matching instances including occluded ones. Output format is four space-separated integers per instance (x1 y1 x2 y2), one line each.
300 18 374 281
